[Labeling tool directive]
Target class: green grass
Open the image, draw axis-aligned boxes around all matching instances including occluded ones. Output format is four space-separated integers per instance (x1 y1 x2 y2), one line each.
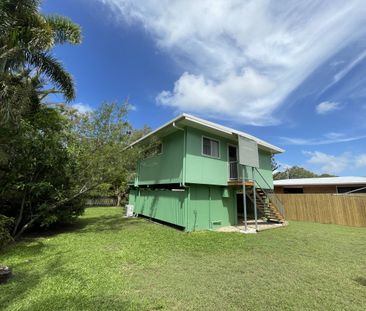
1 207 366 311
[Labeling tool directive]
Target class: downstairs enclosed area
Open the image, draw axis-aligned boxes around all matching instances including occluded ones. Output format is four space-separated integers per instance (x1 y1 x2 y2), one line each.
128 183 286 232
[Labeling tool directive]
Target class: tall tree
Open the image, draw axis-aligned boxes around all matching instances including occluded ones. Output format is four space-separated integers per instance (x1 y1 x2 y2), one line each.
0 0 81 120
0 0 82 242
65 101 141 195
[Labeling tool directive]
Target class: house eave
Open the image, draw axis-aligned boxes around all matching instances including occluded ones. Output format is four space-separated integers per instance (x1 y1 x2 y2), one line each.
126 113 284 154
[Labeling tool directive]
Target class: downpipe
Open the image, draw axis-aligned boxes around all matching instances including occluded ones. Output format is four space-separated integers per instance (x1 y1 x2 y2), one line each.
173 122 187 188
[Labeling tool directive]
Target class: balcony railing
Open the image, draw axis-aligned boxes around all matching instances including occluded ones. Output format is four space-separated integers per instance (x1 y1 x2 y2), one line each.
229 161 238 180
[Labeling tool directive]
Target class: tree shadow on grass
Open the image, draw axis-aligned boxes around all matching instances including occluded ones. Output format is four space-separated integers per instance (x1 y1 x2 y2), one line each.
1 212 149 310
77 215 144 233
0 253 66 310
354 277 366 286
23 294 154 311
25 213 144 239
0 269 41 308
1 252 160 311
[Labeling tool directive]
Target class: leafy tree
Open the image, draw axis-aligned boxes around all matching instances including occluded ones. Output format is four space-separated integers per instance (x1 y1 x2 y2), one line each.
273 166 336 180
318 173 336 177
1 100 143 240
83 123 152 206
65 101 144 207
271 155 279 172
0 1 145 243
0 0 82 241
0 105 85 239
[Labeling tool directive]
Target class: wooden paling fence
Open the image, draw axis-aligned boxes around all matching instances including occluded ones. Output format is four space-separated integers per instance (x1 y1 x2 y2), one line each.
277 193 366 227
85 197 117 207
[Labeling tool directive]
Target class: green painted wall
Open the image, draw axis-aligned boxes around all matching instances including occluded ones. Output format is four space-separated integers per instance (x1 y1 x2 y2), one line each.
137 131 184 185
185 127 274 188
129 189 137 206
128 185 236 232
136 126 274 188
185 127 232 185
133 189 186 227
186 184 235 231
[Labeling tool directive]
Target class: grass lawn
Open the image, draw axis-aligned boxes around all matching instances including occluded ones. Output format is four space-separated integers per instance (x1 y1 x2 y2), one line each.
1 207 366 311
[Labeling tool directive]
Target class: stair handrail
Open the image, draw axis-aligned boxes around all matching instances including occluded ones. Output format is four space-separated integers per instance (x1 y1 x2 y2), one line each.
253 168 286 219
341 186 366 195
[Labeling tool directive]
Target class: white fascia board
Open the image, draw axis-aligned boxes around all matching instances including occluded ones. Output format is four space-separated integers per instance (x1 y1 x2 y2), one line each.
126 114 185 149
182 113 284 153
127 113 284 154
274 177 366 186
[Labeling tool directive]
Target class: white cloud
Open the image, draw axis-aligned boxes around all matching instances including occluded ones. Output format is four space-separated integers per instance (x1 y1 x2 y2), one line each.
304 151 350 174
355 154 366 168
329 60 345 67
156 70 277 125
333 49 366 84
315 101 342 114
281 132 366 145
71 103 94 114
321 49 366 95
303 151 366 174
325 132 345 139
98 0 366 125
273 161 292 174
128 104 137 111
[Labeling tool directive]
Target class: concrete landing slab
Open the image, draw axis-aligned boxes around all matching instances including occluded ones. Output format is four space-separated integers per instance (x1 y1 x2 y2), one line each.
240 228 257 234
216 219 288 233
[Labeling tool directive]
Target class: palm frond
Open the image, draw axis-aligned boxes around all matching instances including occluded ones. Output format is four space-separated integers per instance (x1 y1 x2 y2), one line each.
27 52 75 101
45 15 82 45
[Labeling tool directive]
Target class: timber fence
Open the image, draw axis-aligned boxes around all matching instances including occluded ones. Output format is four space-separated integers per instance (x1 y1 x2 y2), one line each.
85 197 117 207
277 193 366 227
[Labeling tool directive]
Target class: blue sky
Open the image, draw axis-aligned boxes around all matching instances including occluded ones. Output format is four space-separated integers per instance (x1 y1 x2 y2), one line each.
42 0 366 176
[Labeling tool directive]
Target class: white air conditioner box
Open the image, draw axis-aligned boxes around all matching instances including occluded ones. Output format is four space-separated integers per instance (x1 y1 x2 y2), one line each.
125 204 134 217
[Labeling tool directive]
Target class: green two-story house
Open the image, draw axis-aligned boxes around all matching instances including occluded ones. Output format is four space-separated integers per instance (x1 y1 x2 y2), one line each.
128 114 284 231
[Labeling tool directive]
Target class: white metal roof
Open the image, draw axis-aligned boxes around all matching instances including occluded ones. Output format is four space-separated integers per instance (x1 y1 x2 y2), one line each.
274 176 366 186
128 113 284 153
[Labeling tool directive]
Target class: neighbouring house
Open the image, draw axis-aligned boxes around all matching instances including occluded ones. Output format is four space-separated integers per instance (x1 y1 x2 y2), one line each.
128 114 285 231
274 177 366 194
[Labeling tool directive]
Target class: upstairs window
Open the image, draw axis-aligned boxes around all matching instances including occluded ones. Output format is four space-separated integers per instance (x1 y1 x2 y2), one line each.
202 137 220 158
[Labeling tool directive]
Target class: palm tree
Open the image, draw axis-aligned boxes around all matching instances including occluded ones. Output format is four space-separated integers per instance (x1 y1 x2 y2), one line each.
0 0 81 102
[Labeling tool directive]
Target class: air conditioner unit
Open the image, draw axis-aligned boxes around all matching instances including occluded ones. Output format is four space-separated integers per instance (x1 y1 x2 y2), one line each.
125 204 135 217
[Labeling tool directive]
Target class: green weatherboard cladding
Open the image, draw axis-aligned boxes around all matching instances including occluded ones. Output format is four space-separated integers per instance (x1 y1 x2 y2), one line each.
129 124 276 231
136 131 184 185
185 127 273 188
185 127 231 185
132 189 186 227
129 185 236 231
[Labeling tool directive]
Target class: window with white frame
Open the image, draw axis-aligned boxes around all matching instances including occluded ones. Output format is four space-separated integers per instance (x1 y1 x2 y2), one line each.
202 137 220 158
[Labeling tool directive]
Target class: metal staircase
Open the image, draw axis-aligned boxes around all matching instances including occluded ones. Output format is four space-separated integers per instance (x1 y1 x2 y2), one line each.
247 187 285 223
246 168 286 223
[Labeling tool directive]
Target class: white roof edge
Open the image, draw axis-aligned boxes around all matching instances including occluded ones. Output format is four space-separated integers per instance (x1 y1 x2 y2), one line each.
274 176 366 186
182 113 284 153
127 113 284 153
126 114 185 149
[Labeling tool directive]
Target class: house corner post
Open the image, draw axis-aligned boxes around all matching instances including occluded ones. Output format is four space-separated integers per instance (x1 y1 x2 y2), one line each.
252 167 258 231
242 165 248 231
